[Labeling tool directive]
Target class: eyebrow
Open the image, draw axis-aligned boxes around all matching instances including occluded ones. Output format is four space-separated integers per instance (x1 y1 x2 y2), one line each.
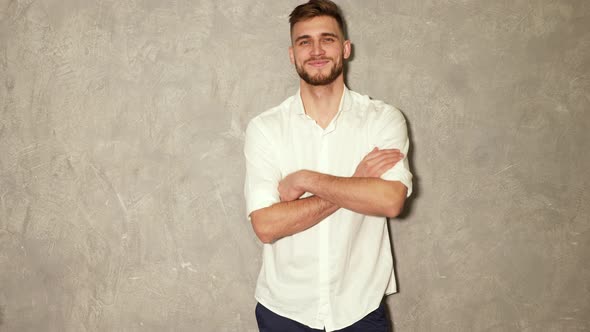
294 32 339 43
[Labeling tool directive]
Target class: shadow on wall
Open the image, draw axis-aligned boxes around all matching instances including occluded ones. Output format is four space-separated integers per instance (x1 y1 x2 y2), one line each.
382 301 396 332
0 304 4 326
397 112 418 219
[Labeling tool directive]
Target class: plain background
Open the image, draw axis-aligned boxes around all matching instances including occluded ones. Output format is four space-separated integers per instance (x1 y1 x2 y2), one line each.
1 0 589 331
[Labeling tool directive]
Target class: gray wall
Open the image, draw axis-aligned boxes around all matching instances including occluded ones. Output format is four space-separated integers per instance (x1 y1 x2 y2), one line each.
1 0 588 331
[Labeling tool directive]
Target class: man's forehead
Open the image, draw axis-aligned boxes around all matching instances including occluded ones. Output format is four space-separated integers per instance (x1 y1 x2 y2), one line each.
291 16 343 39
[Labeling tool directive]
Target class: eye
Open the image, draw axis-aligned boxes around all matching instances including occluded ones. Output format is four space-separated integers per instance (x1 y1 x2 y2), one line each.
299 40 310 46
323 37 335 43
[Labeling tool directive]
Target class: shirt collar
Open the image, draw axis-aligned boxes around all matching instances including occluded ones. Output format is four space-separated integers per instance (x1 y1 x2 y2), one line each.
292 85 351 118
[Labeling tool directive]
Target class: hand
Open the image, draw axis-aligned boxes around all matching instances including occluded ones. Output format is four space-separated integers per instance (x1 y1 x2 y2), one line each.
278 170 307 202
353 147 404 178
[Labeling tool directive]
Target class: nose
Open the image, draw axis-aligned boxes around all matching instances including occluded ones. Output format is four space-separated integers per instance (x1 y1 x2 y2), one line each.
311 41 325 56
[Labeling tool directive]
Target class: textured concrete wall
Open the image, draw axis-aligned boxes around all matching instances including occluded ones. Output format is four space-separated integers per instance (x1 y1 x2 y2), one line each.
0 0 588 331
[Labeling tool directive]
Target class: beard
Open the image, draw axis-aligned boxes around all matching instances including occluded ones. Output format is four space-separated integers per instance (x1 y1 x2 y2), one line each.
295 57 344 86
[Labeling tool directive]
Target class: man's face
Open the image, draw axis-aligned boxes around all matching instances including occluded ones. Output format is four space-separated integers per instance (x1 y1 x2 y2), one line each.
289 16 351 86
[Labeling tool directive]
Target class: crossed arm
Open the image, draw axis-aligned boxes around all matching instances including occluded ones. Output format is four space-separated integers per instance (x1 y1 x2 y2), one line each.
250 148 407 243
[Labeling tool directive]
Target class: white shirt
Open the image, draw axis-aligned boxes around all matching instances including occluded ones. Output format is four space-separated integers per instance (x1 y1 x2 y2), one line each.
244 87 413 331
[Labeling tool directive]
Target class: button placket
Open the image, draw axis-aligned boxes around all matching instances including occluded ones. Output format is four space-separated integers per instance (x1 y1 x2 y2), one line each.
316 130 331 323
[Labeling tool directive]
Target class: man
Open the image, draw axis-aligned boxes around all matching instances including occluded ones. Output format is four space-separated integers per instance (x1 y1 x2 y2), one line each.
243 0 413 331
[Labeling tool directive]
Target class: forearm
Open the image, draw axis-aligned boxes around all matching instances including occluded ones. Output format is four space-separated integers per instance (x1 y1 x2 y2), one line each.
301 171 407 217
250 195 338 244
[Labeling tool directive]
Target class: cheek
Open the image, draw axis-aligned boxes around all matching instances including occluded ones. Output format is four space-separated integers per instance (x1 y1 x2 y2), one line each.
329 46 343 57
295 53 308 64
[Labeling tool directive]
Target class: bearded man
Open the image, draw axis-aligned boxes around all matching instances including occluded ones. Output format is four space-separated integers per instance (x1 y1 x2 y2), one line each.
244 1 413 331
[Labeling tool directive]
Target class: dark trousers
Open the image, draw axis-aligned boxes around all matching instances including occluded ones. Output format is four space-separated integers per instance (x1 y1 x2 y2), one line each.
255 302 389 332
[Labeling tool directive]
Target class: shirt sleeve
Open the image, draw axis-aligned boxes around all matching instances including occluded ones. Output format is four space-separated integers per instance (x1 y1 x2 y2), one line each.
243 119 282 218
372 105 413 197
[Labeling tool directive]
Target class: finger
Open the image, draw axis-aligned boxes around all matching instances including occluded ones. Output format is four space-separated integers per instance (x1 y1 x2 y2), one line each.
359 147 380 162
371 155 402 169
369 157 403 176
365 152 403 166
364 149 403 162
371 163 396 177
376 148 402 157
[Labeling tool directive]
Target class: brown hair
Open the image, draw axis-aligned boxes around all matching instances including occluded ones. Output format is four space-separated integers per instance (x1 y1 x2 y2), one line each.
289 0 346 37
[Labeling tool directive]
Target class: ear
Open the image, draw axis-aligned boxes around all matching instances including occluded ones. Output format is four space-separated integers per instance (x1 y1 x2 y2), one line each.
289 46 295 64
343 40 352 60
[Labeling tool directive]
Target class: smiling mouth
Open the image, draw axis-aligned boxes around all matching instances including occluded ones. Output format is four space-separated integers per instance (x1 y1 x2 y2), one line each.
306 59 331 67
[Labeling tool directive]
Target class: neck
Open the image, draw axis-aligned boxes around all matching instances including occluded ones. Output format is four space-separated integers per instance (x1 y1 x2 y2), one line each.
299 77 345 128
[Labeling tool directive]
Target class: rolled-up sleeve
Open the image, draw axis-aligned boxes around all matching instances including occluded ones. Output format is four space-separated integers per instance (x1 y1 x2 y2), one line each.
244 119 282 217
372 106 413 197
